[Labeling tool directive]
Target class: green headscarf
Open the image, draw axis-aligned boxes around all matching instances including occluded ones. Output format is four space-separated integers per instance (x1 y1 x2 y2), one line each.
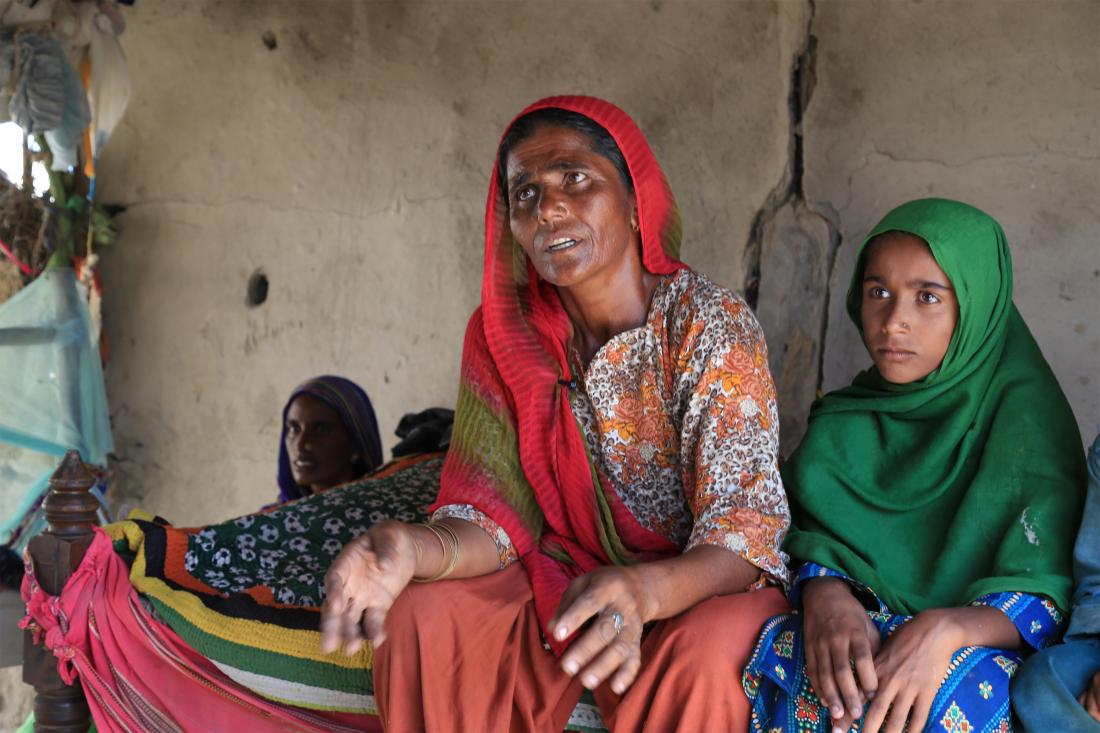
783 198 1085 614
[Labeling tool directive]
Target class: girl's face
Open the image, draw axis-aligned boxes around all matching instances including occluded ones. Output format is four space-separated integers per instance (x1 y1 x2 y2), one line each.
859 233 959 384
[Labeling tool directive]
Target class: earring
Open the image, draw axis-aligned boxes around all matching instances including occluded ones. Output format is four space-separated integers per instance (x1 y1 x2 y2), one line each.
351 453 360 464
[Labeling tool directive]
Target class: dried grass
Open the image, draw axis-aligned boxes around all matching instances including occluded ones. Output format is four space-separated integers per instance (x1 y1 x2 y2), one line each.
0 172 45 281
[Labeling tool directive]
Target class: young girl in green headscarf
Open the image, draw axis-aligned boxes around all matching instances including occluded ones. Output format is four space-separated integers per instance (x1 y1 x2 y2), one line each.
743 198 1085 733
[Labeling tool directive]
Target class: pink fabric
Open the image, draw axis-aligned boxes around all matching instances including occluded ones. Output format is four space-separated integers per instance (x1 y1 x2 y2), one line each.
20 528 378 733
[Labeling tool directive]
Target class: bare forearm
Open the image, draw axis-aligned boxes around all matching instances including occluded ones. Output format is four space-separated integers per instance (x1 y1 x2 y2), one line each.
632 544 761 622
408 518 501 580
924 605 1023 651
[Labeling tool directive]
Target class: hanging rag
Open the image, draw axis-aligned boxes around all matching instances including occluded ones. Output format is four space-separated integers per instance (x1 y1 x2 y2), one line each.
8 33 67 132
8 32 90 169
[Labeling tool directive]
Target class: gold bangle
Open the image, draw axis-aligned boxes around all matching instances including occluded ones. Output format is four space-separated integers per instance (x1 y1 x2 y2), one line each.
434 522 461 578
411 521 461 583
411 523 447 582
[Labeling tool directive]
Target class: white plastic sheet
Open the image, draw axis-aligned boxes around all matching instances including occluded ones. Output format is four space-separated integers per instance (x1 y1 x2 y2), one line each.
87 15 130 162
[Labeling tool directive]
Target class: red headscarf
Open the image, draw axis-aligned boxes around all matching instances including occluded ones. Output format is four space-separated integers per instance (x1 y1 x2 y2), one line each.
434 96 687 649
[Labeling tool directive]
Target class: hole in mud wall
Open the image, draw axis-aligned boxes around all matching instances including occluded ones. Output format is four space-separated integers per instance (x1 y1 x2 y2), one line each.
262 31 277 50
246 270 269 307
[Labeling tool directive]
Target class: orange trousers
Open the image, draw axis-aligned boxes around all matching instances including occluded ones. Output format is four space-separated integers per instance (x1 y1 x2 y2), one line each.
373 564 789 732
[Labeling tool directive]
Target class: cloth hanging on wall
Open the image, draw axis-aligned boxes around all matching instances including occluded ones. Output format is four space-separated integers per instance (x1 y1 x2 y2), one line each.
8 33 70 132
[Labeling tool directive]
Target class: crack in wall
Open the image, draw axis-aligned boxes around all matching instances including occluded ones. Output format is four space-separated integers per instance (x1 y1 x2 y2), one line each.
812 198 843 395
744 0 816 309
744 0 843 397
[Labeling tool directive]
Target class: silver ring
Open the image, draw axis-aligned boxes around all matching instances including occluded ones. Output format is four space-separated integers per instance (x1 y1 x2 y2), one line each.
608 610 624 635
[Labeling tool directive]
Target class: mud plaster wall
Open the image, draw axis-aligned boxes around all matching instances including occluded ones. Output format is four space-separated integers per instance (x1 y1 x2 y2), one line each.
92 0 807 525
43 0 1100 525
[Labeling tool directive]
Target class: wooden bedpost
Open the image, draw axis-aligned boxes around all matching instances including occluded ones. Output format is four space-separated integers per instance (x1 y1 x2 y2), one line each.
22 450 98 733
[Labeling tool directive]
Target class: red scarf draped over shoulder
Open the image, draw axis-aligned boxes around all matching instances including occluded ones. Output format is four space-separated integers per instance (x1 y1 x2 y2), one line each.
433 96 687 648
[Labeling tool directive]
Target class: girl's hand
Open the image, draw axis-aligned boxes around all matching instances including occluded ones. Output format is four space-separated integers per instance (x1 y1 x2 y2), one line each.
320 519 418 654
548 566 654 694
801 577 881 731
861 609 962 733
1078 668 1100 722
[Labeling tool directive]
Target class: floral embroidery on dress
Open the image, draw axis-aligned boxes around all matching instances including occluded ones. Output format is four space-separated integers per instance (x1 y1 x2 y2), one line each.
939 702 971 733
974 591 1063 650
572 269 789 583
773 630 795 658
744 562 1066 733
438 270 789 583
430 503 518 568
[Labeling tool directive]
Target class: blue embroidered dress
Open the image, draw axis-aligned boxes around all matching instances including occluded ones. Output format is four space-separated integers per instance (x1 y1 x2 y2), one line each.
743 562 1066 733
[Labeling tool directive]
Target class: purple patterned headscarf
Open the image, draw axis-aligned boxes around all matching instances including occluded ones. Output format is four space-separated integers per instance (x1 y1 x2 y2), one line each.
276 375 383 502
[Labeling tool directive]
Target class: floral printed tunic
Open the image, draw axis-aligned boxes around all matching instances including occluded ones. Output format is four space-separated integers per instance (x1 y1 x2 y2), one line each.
435 269 790 584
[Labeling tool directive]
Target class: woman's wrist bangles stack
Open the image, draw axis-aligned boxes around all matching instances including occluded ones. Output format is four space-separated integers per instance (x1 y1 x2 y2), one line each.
411 521 461 582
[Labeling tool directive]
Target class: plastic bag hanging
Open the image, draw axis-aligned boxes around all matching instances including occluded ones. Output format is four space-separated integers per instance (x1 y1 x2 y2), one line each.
85 7 131 172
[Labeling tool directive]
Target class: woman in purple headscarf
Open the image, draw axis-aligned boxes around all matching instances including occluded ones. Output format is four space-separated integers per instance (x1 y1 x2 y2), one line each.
276 375 384 503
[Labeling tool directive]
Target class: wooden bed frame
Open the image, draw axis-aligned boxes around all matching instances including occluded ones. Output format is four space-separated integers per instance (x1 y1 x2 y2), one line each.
20 450 97 733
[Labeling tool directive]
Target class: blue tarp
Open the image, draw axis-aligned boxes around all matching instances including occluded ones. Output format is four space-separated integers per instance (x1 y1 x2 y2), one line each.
0 269 112 547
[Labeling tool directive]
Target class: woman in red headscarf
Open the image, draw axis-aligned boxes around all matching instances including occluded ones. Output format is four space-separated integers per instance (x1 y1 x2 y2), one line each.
321 97 790 731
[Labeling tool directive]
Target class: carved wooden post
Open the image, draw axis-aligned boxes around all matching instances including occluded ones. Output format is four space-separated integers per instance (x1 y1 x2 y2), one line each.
23 451 97 733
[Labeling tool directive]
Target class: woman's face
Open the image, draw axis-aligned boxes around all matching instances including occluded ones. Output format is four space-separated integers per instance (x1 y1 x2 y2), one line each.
504 124 639 288
284 394 359 493
859 233 959 384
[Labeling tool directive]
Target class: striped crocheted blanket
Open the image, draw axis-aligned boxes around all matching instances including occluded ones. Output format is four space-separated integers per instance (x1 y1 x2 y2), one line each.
105 453 606 732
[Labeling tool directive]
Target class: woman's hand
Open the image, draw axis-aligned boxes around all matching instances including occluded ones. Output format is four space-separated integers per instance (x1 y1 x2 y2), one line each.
320 519 418 654
547 545 760 694
801 577 881 731
549 566 653 694
1079 669 1100 722
860 609 963 733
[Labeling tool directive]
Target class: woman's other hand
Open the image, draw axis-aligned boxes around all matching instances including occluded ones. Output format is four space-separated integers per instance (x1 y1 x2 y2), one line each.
801 577 880 731
1079 668 1100 722
549 566 652 694
860 609 961 733
320 519 418 654
862 604 1020 733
